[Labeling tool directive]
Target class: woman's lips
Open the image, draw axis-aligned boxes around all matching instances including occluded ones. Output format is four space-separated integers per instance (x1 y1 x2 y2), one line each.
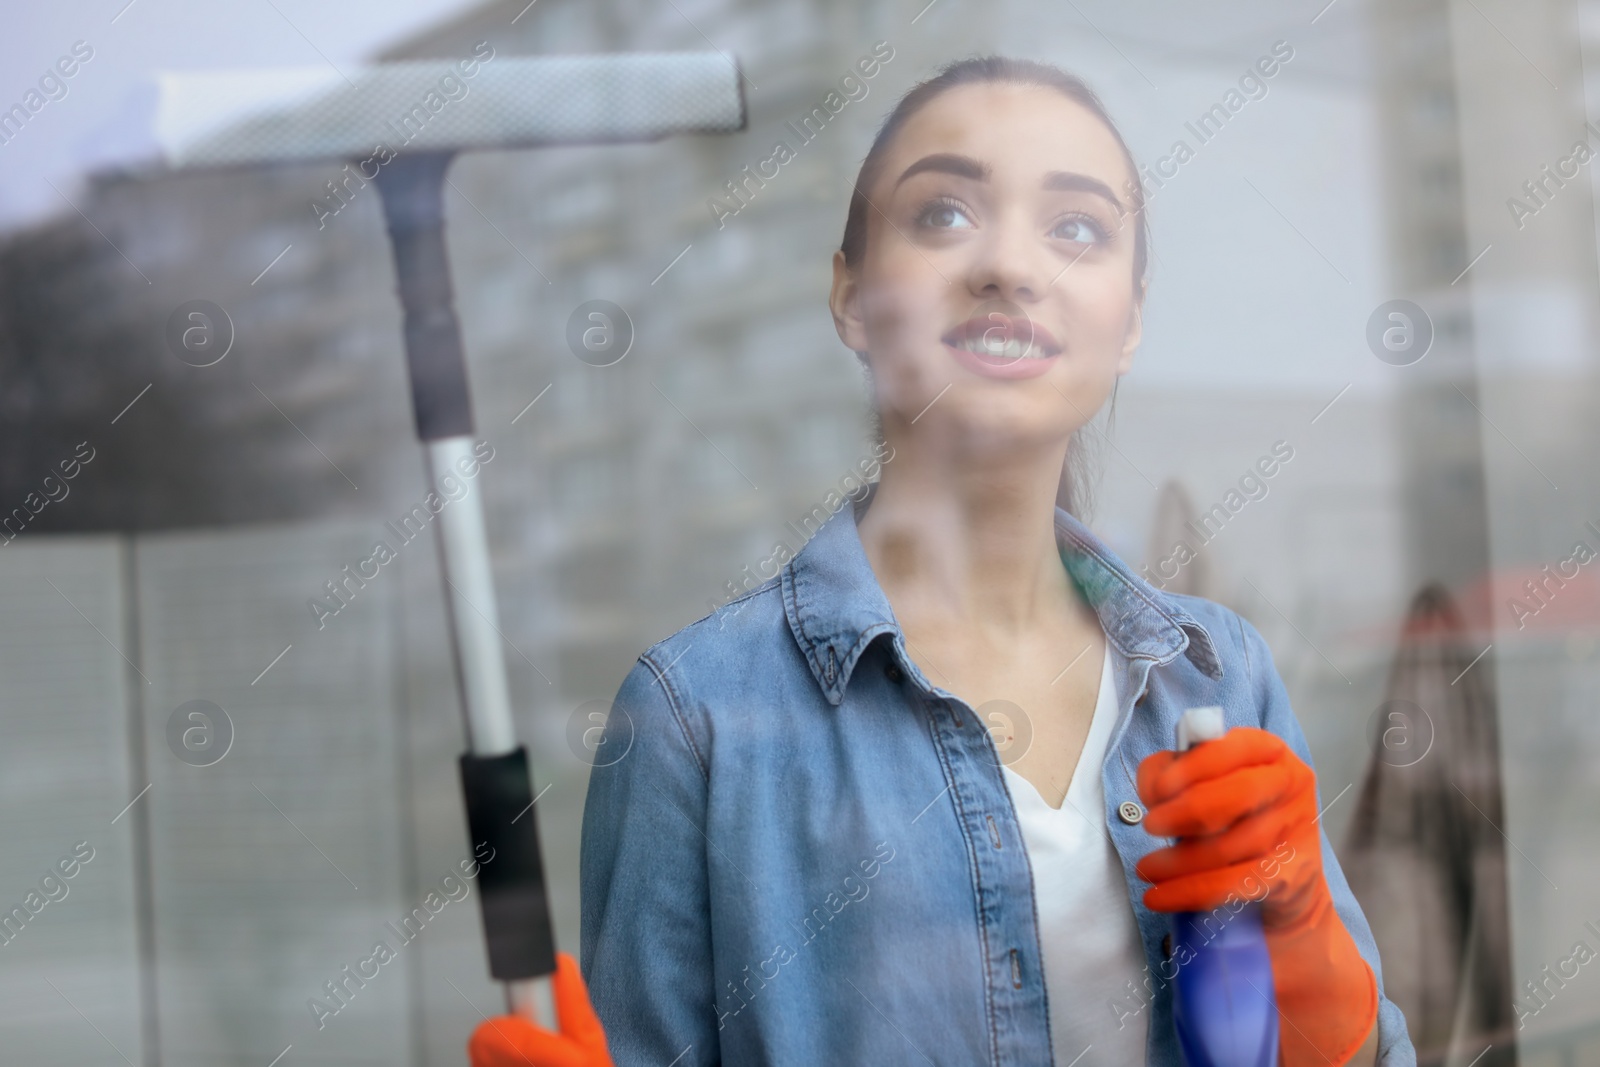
942 314 1062 380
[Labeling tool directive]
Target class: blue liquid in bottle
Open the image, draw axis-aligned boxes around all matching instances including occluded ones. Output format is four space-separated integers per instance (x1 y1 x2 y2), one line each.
1170 707 1279 1067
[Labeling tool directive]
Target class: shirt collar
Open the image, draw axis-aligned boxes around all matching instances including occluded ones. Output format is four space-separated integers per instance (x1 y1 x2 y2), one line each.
780 479 1223 706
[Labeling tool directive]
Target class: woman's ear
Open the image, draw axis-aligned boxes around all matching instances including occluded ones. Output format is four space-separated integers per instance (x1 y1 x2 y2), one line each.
830 249 870 354
1117 278 1147 374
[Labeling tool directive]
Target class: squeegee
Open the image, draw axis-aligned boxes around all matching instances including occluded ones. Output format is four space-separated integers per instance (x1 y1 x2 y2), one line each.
154 50 746 1022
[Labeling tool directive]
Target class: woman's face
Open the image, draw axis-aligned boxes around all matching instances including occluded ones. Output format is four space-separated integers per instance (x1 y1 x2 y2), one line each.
831 82 1143 459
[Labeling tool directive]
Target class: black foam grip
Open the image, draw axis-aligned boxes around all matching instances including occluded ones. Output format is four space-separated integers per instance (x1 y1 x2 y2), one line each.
374 152 476 441
459 746 557 980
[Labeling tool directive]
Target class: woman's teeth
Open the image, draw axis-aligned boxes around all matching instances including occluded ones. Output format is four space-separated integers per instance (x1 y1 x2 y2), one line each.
959 335 1047 360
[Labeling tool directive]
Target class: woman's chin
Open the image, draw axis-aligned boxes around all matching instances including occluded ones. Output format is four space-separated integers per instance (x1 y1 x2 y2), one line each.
871 357 1103 448
920 401 1078 457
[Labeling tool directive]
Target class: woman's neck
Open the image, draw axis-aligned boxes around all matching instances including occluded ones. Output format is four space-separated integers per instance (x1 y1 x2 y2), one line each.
856 439 1082 638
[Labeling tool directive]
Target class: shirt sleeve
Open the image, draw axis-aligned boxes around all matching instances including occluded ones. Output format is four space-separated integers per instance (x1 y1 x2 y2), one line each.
579 650 719 1066
1237 611 1420 1067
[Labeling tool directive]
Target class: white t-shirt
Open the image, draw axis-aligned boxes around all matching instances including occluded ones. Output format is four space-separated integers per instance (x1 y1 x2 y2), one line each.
1001 641 1149 1066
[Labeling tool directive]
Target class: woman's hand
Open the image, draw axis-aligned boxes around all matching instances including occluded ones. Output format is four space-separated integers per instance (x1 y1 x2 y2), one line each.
468 953 616 1067
1133 727 1379 1067
1134 725 1321 923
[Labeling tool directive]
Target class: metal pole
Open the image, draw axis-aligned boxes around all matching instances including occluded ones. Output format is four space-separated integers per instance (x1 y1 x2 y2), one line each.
374 152 557 1027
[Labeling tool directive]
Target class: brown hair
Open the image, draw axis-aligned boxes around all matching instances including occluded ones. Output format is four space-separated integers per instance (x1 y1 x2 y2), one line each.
839 55 1148 293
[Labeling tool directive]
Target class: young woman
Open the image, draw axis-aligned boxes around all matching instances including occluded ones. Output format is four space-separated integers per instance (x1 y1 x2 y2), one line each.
472 57 1413 1067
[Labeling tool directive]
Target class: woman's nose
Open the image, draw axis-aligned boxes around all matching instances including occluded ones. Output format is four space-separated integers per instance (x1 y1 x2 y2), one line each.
964 216 1050 302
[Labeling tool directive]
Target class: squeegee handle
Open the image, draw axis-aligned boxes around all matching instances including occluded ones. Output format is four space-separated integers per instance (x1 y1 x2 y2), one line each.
461 748 558 978
373 153 558 993
374 152 475 442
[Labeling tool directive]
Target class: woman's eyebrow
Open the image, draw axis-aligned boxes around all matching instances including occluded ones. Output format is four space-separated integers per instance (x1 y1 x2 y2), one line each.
894 153 1128 213
894 152 989 187
1042 170 1126 213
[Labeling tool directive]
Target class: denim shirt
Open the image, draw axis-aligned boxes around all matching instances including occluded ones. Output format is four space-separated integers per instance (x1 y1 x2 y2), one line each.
580 484 1416 1066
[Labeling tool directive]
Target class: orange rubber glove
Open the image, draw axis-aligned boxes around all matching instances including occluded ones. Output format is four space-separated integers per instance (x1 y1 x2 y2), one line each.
468 953 615 1067
1134 727 1378 1067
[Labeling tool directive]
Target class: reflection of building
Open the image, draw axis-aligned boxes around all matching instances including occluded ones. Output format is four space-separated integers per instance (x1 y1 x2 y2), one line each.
1342 585 1515 1067
1364 2 1600 1063
1362 7 1520 1063
1372 0 1491 611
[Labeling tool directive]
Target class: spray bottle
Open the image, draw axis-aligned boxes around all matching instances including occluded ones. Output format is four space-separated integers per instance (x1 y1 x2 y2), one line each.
1169 706 1279 1067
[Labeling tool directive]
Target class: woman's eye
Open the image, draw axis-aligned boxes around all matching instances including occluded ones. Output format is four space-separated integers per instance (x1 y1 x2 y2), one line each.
1053 215 1109 244
917 198 974 230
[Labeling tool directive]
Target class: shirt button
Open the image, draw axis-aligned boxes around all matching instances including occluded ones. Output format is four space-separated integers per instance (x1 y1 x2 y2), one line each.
1161 932 1173 959
885 664 904 683
1117 800 1144 825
